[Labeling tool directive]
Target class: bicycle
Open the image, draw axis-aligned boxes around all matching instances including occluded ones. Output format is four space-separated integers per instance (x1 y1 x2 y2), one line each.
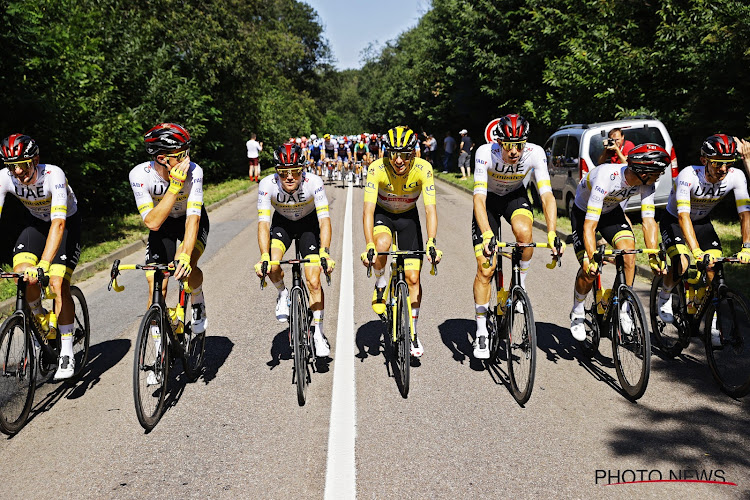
0 270 90 435
108 260 205 430
341 161 351 188
364 244 438 398
352 161 364 187
483 237 561 405
259 247 331 406
650 249 750 397
581 246 657 400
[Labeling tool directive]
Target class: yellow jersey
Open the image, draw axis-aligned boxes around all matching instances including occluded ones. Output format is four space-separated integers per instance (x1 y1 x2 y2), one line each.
364 157 436 213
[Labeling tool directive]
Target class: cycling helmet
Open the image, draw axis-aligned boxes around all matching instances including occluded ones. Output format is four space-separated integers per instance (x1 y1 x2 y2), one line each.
295 137 302 145
627 143 670 174
493 114 530 142
0 134 39 162
700 134 737 160
144 123 191 155
370 134 377 141
384 126 417 152
323 134 331 140
310 134 318 140
274 143 304 167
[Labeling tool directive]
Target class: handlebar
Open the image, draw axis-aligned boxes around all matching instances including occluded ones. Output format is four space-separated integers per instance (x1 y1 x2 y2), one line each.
364 248 438 277
482 237 563 269
259 258 332 290
0 269 55 299
108 259 192 293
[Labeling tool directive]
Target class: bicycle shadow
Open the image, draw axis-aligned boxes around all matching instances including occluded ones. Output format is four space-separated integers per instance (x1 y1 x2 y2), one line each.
438 318 489 372
267 328 292 370
355 320 384 361
201 335 234 384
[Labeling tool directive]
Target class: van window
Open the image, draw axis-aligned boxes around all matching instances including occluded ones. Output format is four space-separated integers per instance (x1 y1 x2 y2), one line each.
551 135 568 169
589 126 666 165
564 136 580 165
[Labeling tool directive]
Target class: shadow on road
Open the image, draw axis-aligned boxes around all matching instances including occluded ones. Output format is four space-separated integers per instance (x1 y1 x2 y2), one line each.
267 328 292 369
202 335 233 384
438 318 486 371
355 320 383 361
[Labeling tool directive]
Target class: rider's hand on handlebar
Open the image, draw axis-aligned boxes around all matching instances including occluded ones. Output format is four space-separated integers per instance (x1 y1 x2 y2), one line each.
547 231 565 257
254 252 270 278
649 254 666 275
361 243 376 267
174 252 192 280
481 230 495 257
426 238 442 264
692 247 715 267
583 257 599 277
320 249 335 273
739 247 750 264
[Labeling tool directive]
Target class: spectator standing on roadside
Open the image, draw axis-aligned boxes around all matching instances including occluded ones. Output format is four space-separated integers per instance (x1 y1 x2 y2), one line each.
246 133 263 182
597 127 634 165
458 129 474 179
443 131 457 173
429 134 437 165
421 132 431 163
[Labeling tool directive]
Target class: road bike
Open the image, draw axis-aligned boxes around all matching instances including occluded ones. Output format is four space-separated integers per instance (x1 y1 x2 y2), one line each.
108 260 205 430
0 270 90 435
650 249 750 397
341 161 351 188
581 246 657 400
483 237 561 405
352 161 364 187
364 244 438 398
259 246 331 406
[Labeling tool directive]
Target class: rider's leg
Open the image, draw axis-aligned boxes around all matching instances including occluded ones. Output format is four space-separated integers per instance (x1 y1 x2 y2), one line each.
510 210 534 289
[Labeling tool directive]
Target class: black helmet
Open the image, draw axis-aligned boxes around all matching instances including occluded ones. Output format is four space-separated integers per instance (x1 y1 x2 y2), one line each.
700 134 737 160
627 143 670 174
144 123 191 155
383 126 418 152
493 114 530 142
274 143 304 167
0 134 39 162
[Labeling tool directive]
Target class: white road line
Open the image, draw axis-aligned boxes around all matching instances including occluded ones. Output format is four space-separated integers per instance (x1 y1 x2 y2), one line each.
324 184 356 499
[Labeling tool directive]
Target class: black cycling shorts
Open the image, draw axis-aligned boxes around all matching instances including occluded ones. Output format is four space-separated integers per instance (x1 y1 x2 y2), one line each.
471 188 533 250
373 205 423 252
570 204 634 263
660 212 721 259
145 206 210 264
270 210 321 257
13 212 82 279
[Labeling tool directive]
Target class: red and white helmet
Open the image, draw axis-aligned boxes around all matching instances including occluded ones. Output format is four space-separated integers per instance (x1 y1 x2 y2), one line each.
144 123 191 155
0 134 39 162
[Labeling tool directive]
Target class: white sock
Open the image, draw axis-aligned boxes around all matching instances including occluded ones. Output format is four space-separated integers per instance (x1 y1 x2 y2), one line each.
519 260 531 289
150 323 162 354
374 266 387 288
313 310 324 335
29 297 43 316
272 279 286 293
190 284 204 305
572 290 587 315
59 323 74 358
659 288 672 300
411 307 419 337
475 302 489 334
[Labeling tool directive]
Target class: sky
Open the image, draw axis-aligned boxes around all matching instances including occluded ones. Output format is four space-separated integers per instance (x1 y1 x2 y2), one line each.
303 0 429 70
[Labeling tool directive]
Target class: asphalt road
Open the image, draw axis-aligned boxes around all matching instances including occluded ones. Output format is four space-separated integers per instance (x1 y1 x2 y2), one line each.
1 179 748 499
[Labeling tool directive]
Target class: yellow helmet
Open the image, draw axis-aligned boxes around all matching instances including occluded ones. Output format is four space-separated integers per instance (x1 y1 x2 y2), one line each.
323 133 331 140
384 126 417 152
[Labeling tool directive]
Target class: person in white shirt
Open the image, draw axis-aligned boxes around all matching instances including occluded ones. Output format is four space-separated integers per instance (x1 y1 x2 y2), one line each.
246 133 263 182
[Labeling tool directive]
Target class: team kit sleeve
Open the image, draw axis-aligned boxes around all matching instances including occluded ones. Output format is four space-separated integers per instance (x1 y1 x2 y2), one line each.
363 163 381 204
0 174 8 217
46 166 70 220
473 144 490 196
529 146 552 196
640 183 657 219
420 161 436 206
257 176 273 223
674 167 694 215
732 169 750 214
584 168 607 222
129 165 155 220
311 176 330 220
186 164 204 216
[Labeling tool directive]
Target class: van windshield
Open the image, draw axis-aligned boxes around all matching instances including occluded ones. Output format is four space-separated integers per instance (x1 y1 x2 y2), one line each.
590 126 666 165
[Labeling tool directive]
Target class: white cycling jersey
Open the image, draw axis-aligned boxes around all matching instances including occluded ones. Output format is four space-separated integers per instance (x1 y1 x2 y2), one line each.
257 172 329 222
0 164 78 221
666 165 750 220
473 142 551 197
129 161 204 220
574 163 656 221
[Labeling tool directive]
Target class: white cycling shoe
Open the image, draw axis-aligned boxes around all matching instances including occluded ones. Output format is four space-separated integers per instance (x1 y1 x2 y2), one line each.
146 370 160 386
657 293 674 323
192 303 208 334
276 289 289 322
619 305 634 336
473 334 490 359
54 355 75 380
313 331 330 357
570 312 587 342
710 313 722 347
410 336 424 357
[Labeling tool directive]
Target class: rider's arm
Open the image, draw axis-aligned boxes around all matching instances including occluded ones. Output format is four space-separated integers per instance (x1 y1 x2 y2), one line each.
312 175 331 240
319 216 332 251
257 176 273 255
142 159 190 231
583 219 599 261
677 212 700 252
425 204 438 241
531 146 556 233
180 164 204 258
362 165 378 245
472 145 492 234
739 211 750 246
39 166 72 263
675 168 700 252
642 216 659 250
258 221 271 256
583 169 607 261
181 215 199 257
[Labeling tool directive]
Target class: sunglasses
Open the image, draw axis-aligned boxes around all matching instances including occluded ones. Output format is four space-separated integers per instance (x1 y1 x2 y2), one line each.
277 167 303 177
707 158 735 167
500 141 526 152
164 149 190 162
4 158 35 172
388 151 413 161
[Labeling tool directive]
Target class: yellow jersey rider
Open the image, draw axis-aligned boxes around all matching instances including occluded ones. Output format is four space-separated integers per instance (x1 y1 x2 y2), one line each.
361 126 442 358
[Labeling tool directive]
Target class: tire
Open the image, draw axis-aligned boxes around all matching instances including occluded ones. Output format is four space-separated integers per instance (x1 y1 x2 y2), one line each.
184 321 206 382
68 286 91 382
611 286 651 400
133 307 169 431
506 286 537 405
648 277 685 358
395 282 410 398
487 271 501 364
290 288 308 406
704 290 750 398
0 316 36 435
581 289 600 358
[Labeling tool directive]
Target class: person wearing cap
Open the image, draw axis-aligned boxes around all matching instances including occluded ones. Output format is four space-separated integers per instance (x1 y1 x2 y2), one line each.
458 129 473 180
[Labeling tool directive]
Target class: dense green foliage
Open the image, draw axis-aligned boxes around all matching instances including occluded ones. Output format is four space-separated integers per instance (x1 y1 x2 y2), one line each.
355 0 750 163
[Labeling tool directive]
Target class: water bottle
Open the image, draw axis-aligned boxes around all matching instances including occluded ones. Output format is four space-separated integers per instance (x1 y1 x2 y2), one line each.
168 307 184 334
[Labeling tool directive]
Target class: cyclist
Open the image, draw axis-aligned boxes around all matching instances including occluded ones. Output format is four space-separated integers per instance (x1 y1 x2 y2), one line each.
569 143 668 341
129 123 209 338
337 137 350 181
0 134 81 379
368 133 381 162
309 134 323 175
353 138 369 185
471 114 563 359
321 134 337 181
656 134 750 343
254 144 334 357
361 125 442 357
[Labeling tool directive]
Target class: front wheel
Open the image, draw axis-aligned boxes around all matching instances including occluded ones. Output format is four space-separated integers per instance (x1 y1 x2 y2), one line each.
0 316 36 435
290 288 309 406
487 273 501 364
133 308 169 431
704 290 750 398
395 282 410 398
68 286 91 382
506 286 537 405
612 286 651 400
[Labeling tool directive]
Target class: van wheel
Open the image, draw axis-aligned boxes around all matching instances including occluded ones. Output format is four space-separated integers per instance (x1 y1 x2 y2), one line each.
566 195 575 219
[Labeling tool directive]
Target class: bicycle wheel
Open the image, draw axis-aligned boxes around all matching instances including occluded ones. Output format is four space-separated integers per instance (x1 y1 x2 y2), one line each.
290 288 308 406
395 282 410 398
581 290 600 358
611 286 651 400
506 286 536 404
183 321 206 382
649 276 686 358
487 272 501 364
704 290 750 398
133 307 169 430
69 286 91 382
0 316 35 435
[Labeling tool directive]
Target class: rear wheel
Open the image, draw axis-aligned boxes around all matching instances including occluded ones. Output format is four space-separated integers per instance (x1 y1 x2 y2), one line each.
612 286 651 400
487 271 501 364
133 308 169 431
395 282 410 398
0 316 35 435
581 289 600 357
291 288 308 406
506 286 536 405
704 290 750 398
649 276 686 357
68 286 91 382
